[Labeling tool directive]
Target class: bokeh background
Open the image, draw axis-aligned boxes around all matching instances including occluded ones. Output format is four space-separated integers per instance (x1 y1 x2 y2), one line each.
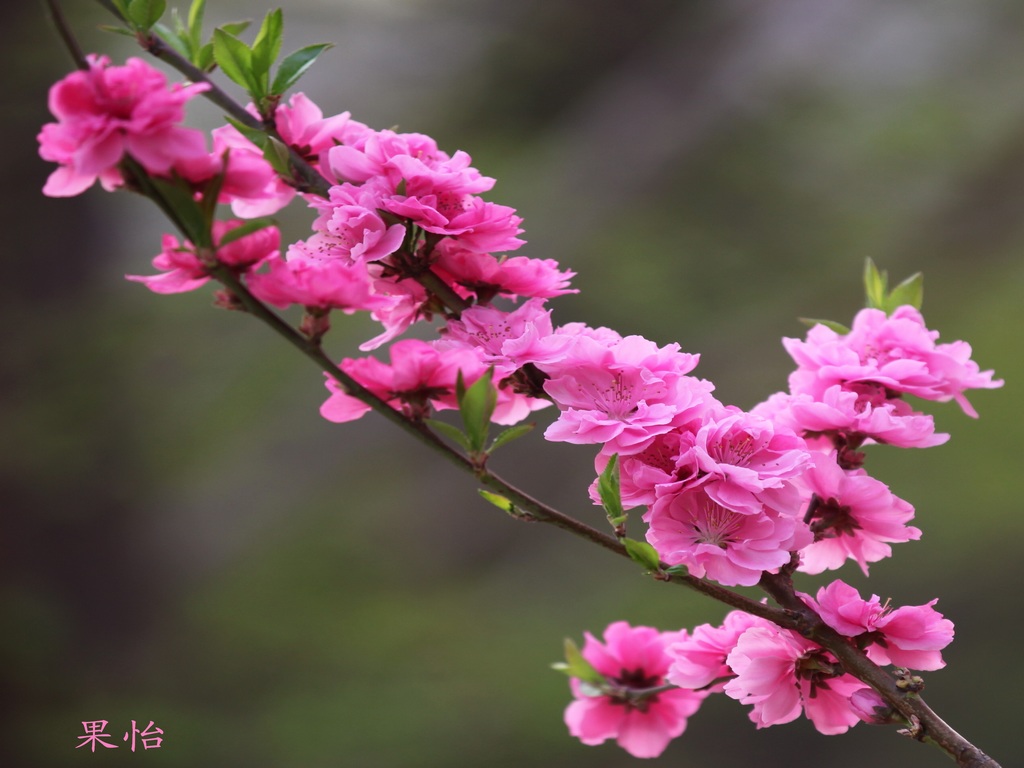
4 1 1023 766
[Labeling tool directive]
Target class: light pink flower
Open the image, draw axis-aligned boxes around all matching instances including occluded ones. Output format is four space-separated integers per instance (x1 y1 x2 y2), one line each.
564 621 708 759
306 182 407 265
666 610 767 691
542 334 707 452
39 55 209 196
723 624 868 734
646 489 811 587
808 580 954 671
784 307 1002 418
796 452 920 575
438 299 571 376
126 220 279 294
762 387 948 449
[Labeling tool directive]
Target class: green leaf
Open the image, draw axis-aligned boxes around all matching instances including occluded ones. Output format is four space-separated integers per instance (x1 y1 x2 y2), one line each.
885 271 924 312
196 42 216 72
220 20 253 37
426 418 471 452
596 454 625 525
224 116 268 147
251 8 284 87
126 0 166 30
153 21 190 59
271 43 332 96
262 136 293 177
798 317 851 335
488 423 535 453
477 489 514 513
216 216 277 247
863 257 887 310
551 638 604 686
97 24 137 37
213 28 260 95
458 372 497 454
187 0 206 52
110 0 132 19
142 175 208 247
622 537 662 571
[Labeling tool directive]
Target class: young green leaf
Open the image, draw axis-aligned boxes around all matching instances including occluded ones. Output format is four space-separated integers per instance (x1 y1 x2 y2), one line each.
885 271 924 312
426 419 471 452
153 22 190 58
487 423 535 453
216 216 277 247
251 9 284 87
110 0 132 19
458 372 498 454
220 20 253 37
213 28 260 95
271 43 333 96
477 489 514 513
224 116 269 147
187 0 206 52
126 0 166 30
622 537 662 572
596 454 625 525
551 638 605 686
798 317 851 335
863 257 888 310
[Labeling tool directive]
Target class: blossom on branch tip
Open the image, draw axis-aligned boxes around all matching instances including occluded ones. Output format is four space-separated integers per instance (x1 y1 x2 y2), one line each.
784 306 1002 418
38 55 210 197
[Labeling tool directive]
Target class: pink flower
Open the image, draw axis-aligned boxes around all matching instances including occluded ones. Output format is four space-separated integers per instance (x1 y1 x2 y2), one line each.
438 299 571 377
271 93 370 169
723 624 868 734
808 580 954 671
666 610 767 691
321 339 543 425
685 409 809 515
246 247 393 313
646 489 811 587
126 220 279 294
796 452 920 575
39 55 209 196
542 334 708 452
564 621 708 758
433 242 576 300
784 307 1002 418
321 339 484 423
307 182 407 264
760 387 948 449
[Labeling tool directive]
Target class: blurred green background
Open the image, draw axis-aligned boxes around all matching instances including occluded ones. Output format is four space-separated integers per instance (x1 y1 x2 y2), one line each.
4 1 1022 766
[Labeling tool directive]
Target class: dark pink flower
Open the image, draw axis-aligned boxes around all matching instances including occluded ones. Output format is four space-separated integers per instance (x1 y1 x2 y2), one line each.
126 220 279 294
39 55 209 196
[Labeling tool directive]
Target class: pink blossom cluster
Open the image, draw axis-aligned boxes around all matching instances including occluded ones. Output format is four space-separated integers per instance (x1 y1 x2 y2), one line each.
38 50 999 762
567 586 954 757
